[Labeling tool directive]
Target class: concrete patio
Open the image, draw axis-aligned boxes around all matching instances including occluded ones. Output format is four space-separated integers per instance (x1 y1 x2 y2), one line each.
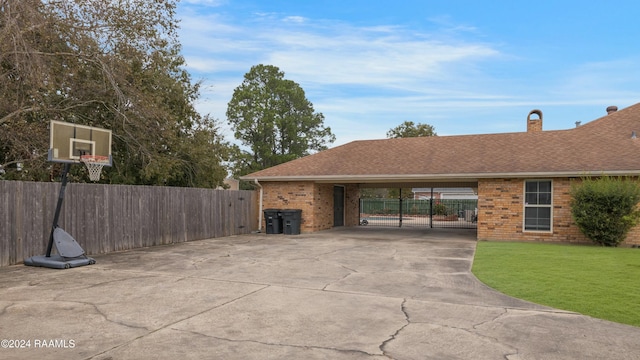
1 227 638 359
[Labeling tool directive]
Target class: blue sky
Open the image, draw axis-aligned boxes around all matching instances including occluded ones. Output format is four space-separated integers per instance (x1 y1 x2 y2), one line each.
176 0 640 146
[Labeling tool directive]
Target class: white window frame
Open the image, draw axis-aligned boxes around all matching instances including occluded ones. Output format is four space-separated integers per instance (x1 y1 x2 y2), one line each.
523 179 553 233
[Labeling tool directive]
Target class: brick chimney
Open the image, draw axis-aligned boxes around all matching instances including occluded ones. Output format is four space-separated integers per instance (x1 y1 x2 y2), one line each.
527 109 543 132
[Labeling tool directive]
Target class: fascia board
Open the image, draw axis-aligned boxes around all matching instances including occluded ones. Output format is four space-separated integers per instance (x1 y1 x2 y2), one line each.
241 170 640 183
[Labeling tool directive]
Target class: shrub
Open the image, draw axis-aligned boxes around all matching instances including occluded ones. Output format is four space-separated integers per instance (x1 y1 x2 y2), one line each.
570 176 640 247
433 203 448 216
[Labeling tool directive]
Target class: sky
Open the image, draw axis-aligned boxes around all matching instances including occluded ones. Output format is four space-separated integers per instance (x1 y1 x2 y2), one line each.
176 0 640 147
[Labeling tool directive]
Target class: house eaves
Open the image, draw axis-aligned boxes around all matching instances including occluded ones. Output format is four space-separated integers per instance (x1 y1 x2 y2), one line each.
242 169 640 184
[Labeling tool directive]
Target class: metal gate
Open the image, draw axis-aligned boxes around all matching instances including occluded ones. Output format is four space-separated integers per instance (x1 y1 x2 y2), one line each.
359 197 477 229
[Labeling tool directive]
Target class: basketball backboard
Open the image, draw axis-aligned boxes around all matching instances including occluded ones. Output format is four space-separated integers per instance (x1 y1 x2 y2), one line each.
48 120 112 165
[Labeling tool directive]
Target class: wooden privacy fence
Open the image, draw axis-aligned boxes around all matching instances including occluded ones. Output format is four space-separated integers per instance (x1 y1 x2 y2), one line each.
0 181 258 267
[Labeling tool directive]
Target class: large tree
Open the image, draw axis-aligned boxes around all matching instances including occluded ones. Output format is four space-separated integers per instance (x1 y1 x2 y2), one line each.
0 0 230 187
226 64 335 177
387 121 437 138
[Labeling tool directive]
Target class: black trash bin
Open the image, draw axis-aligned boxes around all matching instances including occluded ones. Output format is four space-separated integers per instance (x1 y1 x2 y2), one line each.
264 209 283 234
281 209 302 235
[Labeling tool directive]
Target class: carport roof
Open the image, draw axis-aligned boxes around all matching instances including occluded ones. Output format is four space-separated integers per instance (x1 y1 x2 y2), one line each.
242 102 640 183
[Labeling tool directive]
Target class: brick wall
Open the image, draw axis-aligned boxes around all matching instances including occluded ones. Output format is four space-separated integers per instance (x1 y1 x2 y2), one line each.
260 181 334 233
261 179 640 246
478 178 640 246
344 184 360 226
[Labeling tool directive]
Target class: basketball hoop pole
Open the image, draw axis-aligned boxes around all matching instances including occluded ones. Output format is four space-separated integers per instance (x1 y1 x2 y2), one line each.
46 163 71 257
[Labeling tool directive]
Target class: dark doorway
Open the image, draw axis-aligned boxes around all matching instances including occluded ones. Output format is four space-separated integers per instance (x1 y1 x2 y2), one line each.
334 186 345 227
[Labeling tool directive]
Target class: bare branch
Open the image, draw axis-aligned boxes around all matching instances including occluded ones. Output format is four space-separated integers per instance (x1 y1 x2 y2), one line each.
0 107 40 125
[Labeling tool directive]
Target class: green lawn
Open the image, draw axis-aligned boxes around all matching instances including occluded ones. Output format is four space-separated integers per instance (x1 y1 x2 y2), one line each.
472 241 640 327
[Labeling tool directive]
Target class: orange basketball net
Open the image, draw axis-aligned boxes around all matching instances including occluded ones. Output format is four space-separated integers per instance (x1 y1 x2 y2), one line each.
80 155 109 181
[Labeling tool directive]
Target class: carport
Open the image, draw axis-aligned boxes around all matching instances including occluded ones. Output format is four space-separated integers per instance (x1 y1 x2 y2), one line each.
249 176 479 234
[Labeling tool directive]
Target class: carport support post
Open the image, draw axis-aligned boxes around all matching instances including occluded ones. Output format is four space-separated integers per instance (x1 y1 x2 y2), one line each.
430 187 434 228
398 188 403 228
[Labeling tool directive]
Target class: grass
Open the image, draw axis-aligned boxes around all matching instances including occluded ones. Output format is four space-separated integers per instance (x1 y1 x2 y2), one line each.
472 241 640 327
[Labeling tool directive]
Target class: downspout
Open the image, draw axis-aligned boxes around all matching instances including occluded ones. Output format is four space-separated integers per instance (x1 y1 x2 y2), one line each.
254 179 263 233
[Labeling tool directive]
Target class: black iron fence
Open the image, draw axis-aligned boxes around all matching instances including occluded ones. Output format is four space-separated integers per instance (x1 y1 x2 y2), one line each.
359 198 477 229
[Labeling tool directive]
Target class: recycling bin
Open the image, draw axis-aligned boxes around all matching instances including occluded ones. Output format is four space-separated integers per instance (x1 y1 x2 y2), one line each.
281 209 302 235
264 209 283 234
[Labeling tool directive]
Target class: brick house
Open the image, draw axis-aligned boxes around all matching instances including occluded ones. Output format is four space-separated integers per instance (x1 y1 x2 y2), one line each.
242 103 640 246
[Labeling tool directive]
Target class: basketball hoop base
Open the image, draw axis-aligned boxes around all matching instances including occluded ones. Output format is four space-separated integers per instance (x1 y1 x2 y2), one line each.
24 227 96 269
24 254 95 269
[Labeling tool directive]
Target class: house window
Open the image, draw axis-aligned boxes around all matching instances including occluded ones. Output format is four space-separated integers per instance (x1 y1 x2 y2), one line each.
524 180 552 232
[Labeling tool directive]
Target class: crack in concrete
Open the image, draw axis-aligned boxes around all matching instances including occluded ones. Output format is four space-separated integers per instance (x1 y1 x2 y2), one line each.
505 349 521 359
322 269 356 291
433 308 521 359
430 322 521 359
313 245 371 259
83 266 275 289
0 302 12 316
85 302 151 331
85 284 271 360
339 264 359 273
379 298 410 358
390 303 522 359
173 328 389 358
188 256 216 270
473 307 509 330
82 274 158 290
1 299 149 332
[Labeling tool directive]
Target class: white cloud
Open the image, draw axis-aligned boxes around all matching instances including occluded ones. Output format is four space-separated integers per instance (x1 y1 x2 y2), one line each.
176 5 640 146
283 16 307 23
552 58 640 102
180 13 500 90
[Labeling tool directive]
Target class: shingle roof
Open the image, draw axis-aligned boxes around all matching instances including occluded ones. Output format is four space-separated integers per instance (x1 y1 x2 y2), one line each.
242 102 640 182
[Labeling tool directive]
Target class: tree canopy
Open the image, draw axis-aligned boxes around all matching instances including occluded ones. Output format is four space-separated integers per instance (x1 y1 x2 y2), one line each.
387 121 437 138
0 0 230 187
226 64 335 178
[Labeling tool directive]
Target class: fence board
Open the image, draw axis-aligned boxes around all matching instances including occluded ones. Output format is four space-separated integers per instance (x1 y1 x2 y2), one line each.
0 181 12 266
0 180 258 267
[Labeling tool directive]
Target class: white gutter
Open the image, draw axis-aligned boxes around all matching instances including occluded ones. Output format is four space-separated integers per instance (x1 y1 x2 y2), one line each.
254 179 263 233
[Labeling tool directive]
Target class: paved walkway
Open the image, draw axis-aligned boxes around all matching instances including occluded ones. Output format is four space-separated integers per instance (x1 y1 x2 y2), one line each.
1 227 638 359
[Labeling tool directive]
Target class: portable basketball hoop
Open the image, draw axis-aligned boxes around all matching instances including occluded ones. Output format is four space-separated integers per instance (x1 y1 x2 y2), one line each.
80 154 110 181
25 120 112 269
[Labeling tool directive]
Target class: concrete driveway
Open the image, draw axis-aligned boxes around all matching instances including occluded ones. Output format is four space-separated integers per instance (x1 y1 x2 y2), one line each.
1 227 638 359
